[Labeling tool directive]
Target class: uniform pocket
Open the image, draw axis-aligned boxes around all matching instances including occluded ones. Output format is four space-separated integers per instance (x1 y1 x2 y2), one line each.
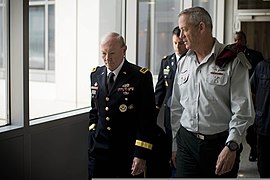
177 70 189 86
207 72 228 86
259 73 270 89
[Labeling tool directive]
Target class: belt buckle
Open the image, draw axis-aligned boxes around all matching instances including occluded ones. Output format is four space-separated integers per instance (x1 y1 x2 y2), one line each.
196 134 205 140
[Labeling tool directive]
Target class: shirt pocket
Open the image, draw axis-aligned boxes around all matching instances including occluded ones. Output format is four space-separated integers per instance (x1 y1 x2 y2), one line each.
259 73 270 89
207 72 228 86
177 70 189 86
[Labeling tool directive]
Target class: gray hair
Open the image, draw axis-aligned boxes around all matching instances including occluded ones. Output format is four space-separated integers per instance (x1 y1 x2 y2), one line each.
101 32 126 47
178 7 213 31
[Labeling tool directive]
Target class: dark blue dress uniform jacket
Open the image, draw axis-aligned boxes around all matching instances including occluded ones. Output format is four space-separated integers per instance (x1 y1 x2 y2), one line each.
154 53 185 129
88 59 156 167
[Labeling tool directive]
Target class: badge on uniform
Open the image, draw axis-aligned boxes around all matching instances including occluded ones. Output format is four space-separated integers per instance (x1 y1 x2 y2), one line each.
119 104 127 112
91 82 98 95
118 83 134 95
163 66 170 75
165 81 169 87
128 104 134 110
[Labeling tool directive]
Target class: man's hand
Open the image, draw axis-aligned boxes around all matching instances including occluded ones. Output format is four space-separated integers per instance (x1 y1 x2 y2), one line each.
215 146 236 176
131 157 146 176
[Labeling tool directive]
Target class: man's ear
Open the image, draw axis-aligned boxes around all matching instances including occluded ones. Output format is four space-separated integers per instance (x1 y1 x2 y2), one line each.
199 22 205 31
122 45 127 54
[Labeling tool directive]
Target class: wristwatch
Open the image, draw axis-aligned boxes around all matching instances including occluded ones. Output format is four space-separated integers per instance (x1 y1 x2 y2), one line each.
226 141 239 151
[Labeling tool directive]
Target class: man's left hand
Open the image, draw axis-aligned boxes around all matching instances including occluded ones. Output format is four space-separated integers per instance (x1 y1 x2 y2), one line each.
215 146 236 176
131 157 146 176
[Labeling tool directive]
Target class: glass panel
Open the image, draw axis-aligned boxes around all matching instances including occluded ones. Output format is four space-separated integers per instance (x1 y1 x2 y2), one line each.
0 0 8 126
0 6 3 68
48 5 55 70
138 0 180 75
29 0 104 119
192 0 214 23
238 0 270 9
29 5 45 70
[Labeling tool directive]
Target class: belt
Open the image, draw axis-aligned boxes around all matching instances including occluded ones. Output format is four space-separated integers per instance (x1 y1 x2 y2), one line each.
191 130 228 141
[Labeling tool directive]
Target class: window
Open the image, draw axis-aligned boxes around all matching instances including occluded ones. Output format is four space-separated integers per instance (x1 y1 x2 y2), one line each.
0 0 8 126
238 0 270 9
192 0 215 22
29 0 55 82
29 0 122 120
138 0 180 76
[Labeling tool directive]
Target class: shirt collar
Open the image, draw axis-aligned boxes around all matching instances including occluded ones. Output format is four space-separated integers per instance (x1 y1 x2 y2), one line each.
107 58 125 79
186 38 225 63
175 53 181 61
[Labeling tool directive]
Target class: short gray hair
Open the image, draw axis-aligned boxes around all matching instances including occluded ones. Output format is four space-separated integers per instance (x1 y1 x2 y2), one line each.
178 7 213 31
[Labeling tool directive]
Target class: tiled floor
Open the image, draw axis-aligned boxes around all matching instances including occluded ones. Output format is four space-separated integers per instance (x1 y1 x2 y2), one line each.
238 138 260 178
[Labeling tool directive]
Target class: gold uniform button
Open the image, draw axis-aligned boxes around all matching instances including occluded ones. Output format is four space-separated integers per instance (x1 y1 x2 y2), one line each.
105 97 109 101
107 127 111 131
106 117 110 121
105 107 109 111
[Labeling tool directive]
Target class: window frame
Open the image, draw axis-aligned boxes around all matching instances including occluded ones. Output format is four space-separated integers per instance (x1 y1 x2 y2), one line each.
0 0 9 127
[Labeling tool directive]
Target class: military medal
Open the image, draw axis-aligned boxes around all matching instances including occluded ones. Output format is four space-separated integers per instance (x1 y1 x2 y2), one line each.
128 104 134 110
119 104 127 112
165 81 168 87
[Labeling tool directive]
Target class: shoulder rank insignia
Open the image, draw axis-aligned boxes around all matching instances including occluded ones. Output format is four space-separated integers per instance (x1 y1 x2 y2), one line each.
140 67 149 74
238 52 252 69
162 55 168 60
215 43 245 68
92 67 97 72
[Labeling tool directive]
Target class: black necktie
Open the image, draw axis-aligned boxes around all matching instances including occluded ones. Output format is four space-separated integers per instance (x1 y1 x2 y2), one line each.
107 72 115 92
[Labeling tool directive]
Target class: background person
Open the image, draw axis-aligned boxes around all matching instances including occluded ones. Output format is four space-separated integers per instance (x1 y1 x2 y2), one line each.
170 7 255 178
234 30 264 162
153 26 187 177
250 59 270 178
88 32 156 178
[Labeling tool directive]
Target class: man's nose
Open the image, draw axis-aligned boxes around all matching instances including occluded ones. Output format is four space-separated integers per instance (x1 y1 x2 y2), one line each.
180 31 185 38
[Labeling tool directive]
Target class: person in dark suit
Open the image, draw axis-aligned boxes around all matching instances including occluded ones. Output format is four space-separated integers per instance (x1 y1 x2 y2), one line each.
153 26 187 177
88 32 156 178
250 59 270 178
234 31 264 162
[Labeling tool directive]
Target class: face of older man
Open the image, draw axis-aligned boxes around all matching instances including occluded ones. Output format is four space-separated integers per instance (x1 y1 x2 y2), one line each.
101 37 127 71
178 14 202 51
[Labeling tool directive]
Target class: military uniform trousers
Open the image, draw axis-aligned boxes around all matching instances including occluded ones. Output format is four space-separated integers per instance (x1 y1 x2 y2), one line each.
176 125 242 178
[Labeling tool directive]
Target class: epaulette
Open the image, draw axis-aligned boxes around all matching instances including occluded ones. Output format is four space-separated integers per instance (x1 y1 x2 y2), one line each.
89 123 96 131
140 67 149 74
215 43 245 68
237 52 252 69
162 55 168 60
91 67 97 72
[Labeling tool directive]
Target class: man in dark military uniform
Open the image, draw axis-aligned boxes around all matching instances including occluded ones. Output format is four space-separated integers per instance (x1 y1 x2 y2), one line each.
88 32 156 178
151 26 187 177
234 31 264 162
